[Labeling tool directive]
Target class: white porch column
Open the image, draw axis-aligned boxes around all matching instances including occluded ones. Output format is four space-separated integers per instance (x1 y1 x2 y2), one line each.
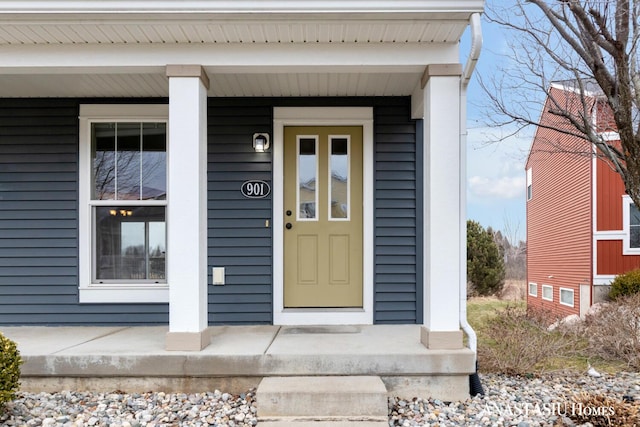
418 64 464 349
165 65 210 351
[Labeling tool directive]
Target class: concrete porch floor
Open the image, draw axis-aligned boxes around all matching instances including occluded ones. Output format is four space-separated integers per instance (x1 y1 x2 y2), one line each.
1 325 475 401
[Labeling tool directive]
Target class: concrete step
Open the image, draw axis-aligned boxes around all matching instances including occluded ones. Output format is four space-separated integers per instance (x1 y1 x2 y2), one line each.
257 376 388 421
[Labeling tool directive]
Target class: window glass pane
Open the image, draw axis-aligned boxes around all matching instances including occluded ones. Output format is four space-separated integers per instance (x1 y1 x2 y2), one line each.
92 123 116 200
91 122 166 201
631 204 640 225
142 123 167 200
116 123 142 200
330 138 349 219
121 221 145 278
560 289 573 306
95 206 166 281
528 283 537 296
542 286 553 300
298 137 317 219
148 222 166 280
631 227 640 248
630 204 640 248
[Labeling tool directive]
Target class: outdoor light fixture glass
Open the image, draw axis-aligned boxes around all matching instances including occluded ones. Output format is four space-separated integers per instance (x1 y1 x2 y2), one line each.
253 133 270 152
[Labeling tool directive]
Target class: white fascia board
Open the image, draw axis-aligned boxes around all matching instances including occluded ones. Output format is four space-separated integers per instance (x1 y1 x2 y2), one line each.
0 1 484 16
0 42 458 71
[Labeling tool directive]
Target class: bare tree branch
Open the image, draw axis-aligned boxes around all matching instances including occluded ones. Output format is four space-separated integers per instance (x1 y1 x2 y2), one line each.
481 0 640 207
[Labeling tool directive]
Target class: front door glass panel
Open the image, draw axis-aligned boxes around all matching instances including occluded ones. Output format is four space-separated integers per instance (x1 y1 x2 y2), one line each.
330 137 349 219
298 137 318 220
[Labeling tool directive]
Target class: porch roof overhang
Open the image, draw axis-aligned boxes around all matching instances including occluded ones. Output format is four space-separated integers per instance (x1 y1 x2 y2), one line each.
0 0 484 98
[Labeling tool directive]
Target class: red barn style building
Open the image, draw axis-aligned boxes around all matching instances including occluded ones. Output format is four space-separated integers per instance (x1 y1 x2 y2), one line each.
526 82 640 317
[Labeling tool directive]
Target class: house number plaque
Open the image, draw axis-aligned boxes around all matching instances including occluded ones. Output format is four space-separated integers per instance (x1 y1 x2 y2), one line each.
241 180 271 198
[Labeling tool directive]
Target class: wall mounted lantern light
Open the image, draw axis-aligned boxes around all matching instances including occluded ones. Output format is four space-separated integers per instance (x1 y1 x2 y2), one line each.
253 133 270 152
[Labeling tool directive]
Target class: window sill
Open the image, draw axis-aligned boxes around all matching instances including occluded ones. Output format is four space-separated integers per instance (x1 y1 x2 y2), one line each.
622 246 640 256
79 286 169 303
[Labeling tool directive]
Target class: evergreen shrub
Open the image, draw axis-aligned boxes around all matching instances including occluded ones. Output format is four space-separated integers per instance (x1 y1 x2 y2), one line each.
609 268 640 300
467 220 505 296
0 332 22 413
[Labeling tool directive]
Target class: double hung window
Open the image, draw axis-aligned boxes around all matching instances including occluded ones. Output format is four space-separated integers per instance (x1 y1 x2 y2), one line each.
79 105 169 303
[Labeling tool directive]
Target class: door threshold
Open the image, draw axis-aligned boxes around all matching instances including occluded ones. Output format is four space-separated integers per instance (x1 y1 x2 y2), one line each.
275 308 372 325
283 308 364 313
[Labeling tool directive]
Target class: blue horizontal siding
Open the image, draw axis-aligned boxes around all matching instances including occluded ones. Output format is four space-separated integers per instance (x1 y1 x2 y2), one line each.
374 101 421 324
207 103 273 325
0 98 168 325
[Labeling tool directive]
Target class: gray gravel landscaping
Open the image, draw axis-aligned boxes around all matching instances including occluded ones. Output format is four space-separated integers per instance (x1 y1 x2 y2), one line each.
1 372 638 426
1 390 258 427
390 372 640 426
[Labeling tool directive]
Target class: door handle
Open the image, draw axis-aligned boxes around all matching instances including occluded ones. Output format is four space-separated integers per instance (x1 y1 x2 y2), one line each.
286 223 292 230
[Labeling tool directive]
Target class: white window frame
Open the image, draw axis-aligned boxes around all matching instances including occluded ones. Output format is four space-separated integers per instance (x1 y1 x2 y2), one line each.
528 282 537 297
526 167 532 201
622 195 640 255
542 284 553 301
79 104 170 303
559 288 574 307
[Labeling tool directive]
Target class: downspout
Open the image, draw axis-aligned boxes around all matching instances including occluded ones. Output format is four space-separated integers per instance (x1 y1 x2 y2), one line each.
460 12 484 396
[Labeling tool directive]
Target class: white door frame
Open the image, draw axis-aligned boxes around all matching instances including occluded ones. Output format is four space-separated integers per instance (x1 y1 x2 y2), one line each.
273 107 374 325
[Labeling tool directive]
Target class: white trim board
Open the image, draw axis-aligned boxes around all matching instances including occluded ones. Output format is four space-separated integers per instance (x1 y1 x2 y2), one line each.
594 230 626 240
0 1 484 15
593 275 615 286
273 107 374 325
0 43 456 72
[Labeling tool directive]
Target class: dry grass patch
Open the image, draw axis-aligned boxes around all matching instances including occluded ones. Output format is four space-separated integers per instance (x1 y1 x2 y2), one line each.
476 305 585 375
585 293 640 371
467 283 635 375
498 279 527 301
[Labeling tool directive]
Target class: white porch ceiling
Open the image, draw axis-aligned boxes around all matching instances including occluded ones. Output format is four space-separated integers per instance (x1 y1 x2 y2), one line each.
0 0 483 98
0 21 469 45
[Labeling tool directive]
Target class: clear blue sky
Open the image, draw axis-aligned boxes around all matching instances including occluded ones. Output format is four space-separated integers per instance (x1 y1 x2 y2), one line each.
462 9 531 243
